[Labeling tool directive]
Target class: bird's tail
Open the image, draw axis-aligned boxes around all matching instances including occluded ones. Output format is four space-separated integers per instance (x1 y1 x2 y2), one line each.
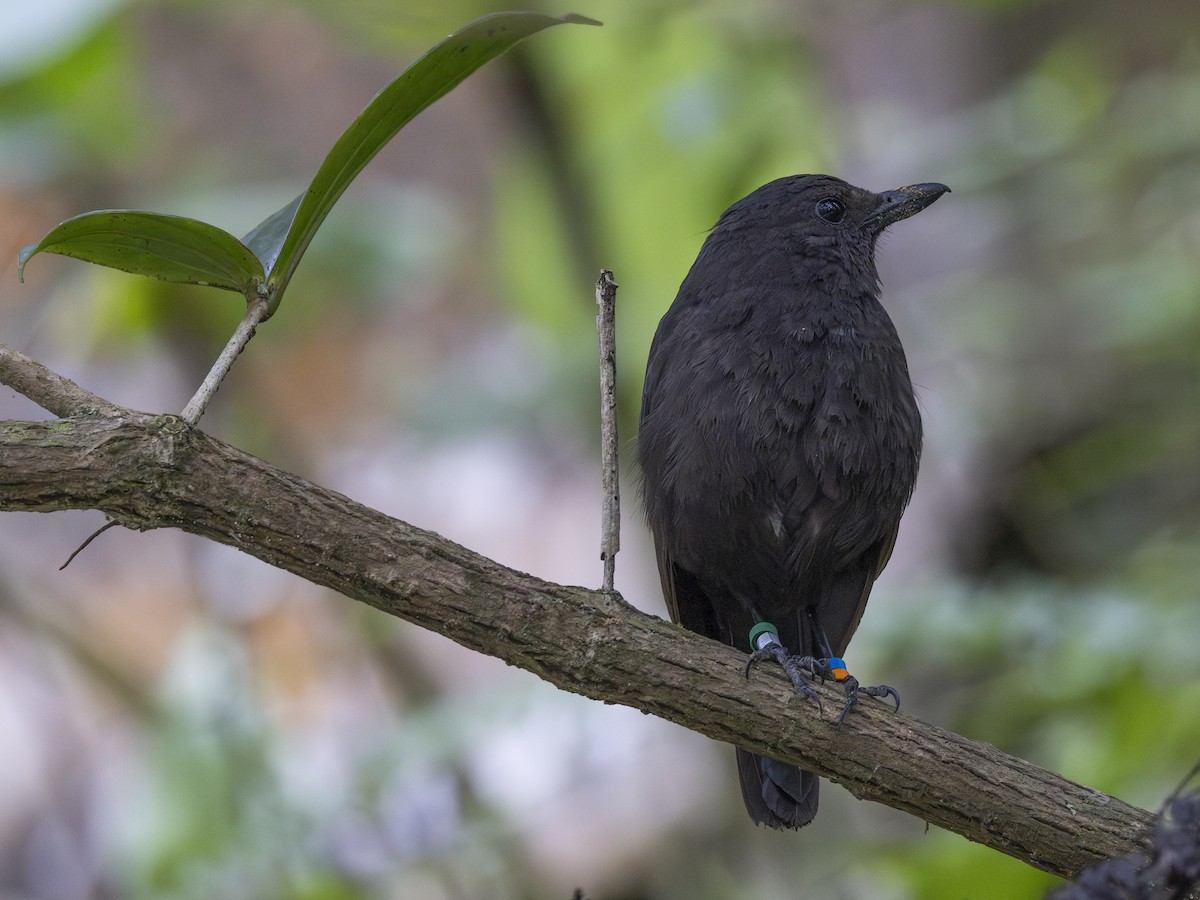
736 748 819 829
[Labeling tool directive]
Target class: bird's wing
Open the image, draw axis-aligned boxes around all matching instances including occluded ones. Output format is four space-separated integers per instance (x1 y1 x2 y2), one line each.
652 536 727 644
872 519 902 580
822 520 902 657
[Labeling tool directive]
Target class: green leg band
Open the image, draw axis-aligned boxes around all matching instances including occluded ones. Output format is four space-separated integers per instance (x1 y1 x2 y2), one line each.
749 621 780 651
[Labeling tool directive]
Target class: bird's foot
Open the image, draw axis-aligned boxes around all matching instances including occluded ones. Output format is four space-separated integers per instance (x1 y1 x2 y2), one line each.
745 624 822 712
802 656 900 724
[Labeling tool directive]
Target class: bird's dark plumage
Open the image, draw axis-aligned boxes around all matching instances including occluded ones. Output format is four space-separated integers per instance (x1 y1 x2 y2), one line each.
638 174 947 828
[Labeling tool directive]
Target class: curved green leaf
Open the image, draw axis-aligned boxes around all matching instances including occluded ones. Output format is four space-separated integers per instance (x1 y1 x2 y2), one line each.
242 193 303 278
18 210 264 296
262 11 600 312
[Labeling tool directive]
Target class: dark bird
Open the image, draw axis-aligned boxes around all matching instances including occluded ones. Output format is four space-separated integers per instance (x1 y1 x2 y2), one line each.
638 174 948 828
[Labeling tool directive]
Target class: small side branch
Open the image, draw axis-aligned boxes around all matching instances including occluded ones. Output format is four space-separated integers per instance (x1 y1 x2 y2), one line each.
596 269 620 591
180 294 270 425
0 343 119 417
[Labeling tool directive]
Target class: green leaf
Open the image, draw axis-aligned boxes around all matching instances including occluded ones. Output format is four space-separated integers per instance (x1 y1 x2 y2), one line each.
18 210 264 296
14 13 600 318
261 11 600 312
241 193 302 278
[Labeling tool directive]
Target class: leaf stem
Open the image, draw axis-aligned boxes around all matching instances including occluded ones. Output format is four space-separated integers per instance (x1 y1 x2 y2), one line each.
181 294 269 425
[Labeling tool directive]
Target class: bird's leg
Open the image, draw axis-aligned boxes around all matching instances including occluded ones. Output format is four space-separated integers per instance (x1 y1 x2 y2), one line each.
744 622 822 712
807 609 900 725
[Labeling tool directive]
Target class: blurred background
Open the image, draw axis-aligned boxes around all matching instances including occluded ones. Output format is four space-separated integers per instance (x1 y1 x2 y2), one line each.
1 0 1198 897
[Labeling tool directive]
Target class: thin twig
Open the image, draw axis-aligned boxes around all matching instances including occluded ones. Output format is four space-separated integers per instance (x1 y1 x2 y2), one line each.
180 294 270 425
595 269 620 591
59 520 119 570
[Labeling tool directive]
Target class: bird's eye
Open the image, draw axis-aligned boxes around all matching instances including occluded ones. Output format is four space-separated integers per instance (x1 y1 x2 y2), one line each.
814 197 846 224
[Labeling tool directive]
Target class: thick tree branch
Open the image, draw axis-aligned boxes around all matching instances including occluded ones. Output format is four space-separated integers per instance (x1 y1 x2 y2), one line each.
0 346 1153 880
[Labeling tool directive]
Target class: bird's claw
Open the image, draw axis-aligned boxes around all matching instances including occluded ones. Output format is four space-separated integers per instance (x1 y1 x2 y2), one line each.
745 642 899 724
745 644 822 713
795 654 829 684
834 675 901 725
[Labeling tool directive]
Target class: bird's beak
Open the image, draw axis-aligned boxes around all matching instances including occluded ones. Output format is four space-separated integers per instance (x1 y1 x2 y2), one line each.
865 183 950 234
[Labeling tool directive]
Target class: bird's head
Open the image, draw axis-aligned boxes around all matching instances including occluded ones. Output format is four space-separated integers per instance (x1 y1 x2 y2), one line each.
718 174 948 243
707 174 948 295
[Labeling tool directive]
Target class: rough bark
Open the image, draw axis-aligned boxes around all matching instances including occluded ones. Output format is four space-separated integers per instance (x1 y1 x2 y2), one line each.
0 343 1153 879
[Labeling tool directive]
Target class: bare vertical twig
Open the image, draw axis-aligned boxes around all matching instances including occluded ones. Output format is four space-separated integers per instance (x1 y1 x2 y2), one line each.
180 294 270 426
596 269 620 591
